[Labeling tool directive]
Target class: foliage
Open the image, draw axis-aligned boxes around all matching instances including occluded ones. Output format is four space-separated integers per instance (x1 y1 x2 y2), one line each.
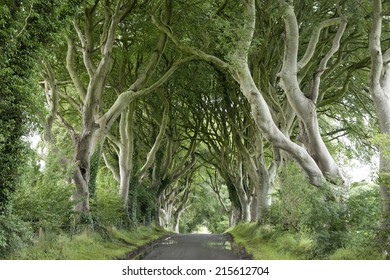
11 149 74 234
93 168 124 227
7 225 167 260
328 228 383 260
0 0 81 212
348 182 381 230
229 223 312 260
136 185 158 225
0 213 33 258
179 181 230 234
269 163 384 259
327 182 383 259
271 162 348 256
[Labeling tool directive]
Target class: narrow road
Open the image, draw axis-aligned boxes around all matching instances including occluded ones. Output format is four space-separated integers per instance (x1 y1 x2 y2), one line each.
142 234 242 260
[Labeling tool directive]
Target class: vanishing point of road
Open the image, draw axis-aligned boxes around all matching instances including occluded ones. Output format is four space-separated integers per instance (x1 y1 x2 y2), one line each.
142 234 243 260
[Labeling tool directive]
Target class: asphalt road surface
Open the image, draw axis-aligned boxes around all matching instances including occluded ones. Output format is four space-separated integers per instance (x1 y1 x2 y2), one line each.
142 234 241 260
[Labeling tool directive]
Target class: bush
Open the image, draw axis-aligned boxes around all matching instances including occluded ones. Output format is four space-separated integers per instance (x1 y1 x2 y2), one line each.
329 229 383 260
330 245 382 260
11 178 74 234
348 182 381 229
93 188 124 227
327 182 384 260
271 161 348 257
229 223 313 259
0 214 33 258
274 231 313 257
93 168 125 227
10 148 74 234
275 233 296 252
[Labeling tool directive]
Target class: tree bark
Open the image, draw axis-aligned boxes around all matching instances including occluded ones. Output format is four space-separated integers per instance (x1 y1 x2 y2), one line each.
278 1 347 185
172 188 190 233
154 0 327 187
235 64 325 186
235 160 251 222
59 1 179 213
369 0 390 257
118 105 135 203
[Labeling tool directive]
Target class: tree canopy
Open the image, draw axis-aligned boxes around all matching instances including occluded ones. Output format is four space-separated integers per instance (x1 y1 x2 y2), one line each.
1 0 390 259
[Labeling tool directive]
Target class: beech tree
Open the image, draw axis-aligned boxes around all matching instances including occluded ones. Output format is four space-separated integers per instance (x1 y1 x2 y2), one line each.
194 71 278 223
369 0 390 255
43 0 192 213
152 0 350 188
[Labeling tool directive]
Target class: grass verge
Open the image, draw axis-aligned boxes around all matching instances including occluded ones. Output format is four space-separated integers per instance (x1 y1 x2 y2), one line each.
7 225 168 260
228 223 313 260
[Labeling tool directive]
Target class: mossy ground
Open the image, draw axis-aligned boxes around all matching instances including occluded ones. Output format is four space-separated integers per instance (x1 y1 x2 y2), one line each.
7 225 167 260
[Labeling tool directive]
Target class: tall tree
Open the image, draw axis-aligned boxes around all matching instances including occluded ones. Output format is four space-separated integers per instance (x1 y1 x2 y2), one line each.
153 0 347 187
43 0 192 213
369 0 390 256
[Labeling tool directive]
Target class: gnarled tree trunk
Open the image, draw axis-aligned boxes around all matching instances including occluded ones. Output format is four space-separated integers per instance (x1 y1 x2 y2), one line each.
369 0 390 257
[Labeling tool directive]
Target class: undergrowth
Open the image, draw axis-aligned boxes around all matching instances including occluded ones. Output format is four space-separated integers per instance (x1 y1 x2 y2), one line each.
228 223 312 260
6 225 167 260
229 223 384 260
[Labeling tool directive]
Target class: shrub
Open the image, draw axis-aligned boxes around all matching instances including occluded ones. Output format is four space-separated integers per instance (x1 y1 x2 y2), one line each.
274 232 313 257
271 161 348 257
0 213 33 258
329 229 383 260
93 188 124 227
11 177 74 234
348 182 381 230
93 168 125 227
330 246 382 260
10 148 75 234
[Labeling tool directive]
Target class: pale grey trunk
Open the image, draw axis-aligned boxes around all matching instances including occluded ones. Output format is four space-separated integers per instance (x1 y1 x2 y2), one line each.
119 162 131 202
173 209 185 233
278 1 347 185
251 167 276 223
258 180 273 223
230 207 241 227
158 194 173 229
158 208 169 228
250 189 260 222
118 107 135 203
369 0 390 257
241 200 251 222
72 128 102 212
236 65 325 186
235 161 252 222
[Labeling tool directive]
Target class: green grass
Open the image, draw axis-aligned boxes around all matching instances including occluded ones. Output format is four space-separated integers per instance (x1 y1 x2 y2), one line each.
228 223 313 260
8 225 168 260
228 223 386 260
328 246 383 260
